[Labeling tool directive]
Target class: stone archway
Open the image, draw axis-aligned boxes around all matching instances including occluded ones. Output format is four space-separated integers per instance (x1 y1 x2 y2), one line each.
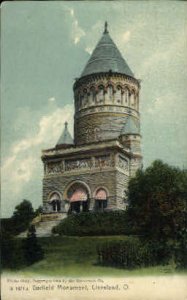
94 187 108 212
66 182 90 213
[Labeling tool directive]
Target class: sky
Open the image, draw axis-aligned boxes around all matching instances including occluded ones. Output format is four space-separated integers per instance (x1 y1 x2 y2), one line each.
1 1 187 217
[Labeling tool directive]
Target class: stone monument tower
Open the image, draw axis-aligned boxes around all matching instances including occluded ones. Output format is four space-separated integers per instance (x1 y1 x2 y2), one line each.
41 23 142 214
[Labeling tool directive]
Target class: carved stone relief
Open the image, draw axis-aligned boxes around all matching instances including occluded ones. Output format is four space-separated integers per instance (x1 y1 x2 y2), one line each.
65 158 92 171
45 154 117 175
95 155 114 168
46 161 64 174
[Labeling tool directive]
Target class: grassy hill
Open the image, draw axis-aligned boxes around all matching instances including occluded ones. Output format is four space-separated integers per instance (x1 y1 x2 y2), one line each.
3 236 186 277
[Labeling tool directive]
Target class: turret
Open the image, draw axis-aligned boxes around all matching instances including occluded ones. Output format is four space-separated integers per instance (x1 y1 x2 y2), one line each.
73 22 140 146
55 122 74 149
119 115 142 176
120 115 141 152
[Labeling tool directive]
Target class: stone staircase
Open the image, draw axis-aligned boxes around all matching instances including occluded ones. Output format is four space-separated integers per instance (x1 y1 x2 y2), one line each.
18 213 67 238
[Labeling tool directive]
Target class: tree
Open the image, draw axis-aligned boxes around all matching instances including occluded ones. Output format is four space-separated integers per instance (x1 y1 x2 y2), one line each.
34 205 43 217
12 199 35 234
22 225 44 265
127 160 187 266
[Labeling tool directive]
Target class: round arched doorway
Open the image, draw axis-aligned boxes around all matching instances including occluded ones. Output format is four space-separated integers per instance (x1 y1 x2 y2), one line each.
48 192 61 212
94 188 108 212
67 182 90 213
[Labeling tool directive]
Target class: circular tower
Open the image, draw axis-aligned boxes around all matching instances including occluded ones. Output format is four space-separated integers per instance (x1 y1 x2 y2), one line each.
73 22 140 146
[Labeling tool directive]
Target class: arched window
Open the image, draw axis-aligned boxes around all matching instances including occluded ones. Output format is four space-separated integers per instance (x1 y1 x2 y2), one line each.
130 91 135 107
134 93 138 110
116 85 122 104
70 188 87 202
95 189 107 199
124 88 129 105
50 193 60 201
49 192 61 212
67 183 89 213
95 188 108 211
107 85 113 102
97 85 104 104
90 86 96 104
83 89 88 107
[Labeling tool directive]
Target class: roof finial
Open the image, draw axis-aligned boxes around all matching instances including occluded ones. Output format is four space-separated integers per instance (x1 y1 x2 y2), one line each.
65 121 68 129
104 21 108 34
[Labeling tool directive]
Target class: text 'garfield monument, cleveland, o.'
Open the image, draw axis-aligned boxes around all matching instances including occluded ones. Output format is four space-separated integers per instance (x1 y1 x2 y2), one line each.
41 23 142 215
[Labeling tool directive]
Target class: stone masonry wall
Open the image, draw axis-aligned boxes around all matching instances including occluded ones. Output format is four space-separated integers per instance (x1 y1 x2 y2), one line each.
75 113 129 145
43 167 129 211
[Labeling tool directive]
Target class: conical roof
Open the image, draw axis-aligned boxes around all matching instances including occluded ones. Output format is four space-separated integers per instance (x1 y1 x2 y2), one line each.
56 122 73 146
81 22 134 78
121 116 140 135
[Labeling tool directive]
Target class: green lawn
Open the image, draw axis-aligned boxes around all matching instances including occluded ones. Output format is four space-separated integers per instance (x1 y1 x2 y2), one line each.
4 236 187 277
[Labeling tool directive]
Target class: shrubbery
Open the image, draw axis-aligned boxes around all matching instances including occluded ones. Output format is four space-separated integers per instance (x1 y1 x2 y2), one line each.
22 225 44 265
97 237 172 269
1 200 44 269
52 211 131 236
1 234 26 269
97 237 142 269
